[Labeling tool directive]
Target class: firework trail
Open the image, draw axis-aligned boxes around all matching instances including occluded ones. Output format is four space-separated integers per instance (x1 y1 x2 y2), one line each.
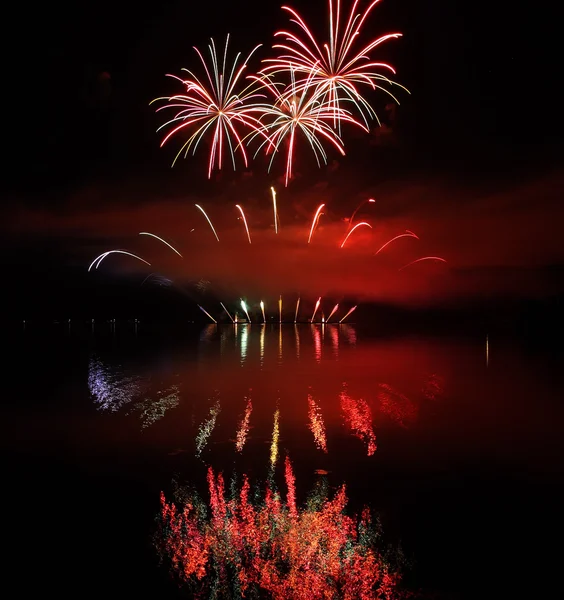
307 392 328 452
152 36 265 177
197 305 217 323
260 300 266 323
220 302 235 323
271 187 279 233
308 203 325 243
340 221 372 248
240 299 252 323
88 250 151 272
327 303 339 322
247 69 365 186
279 295 282 323
349 197 375 227
139 232 183 257
262 0 408 129
195 394 221 457
235 204 252 244
399 256 447 271
375 230 419 254
294 297 300 323
311 297 322 322
235 393 253 452
195 204 220 241
270 408 280 467
339 305 357 323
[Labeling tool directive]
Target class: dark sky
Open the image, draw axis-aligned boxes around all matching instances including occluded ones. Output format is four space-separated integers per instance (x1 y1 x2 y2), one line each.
2 0 563 320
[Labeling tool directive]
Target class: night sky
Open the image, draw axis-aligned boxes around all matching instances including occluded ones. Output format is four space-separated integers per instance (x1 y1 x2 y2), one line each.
2 0 563 323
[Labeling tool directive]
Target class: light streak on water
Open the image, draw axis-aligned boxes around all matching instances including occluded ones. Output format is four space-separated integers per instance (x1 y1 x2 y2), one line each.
312 324 322 362
270 408 280 467
340 385 377 456
307 392 328 453
133 385 180 430
195 393 221 457
235 392 253 452
240 323 248 365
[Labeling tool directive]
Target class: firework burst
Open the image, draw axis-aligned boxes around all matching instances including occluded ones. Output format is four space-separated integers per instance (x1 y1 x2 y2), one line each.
247 70 367 186
262 0 409 129
152 36 265 177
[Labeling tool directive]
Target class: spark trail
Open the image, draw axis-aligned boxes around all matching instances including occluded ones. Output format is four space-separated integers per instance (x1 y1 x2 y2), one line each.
235 205 252 244
195 204 220 241
197 305 217 323
139 232 183 257
339 305 357 323
240 299 252 323
327 303 339 322
308 203 325 243
88 250 151 272
220 302 234 323
340 221 372 248
311 297 322 322
399 256 447 271
375 230 419 254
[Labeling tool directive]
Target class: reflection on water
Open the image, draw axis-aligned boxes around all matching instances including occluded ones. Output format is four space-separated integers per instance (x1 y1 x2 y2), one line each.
235 392 253 452
340 384 377 456
308 390 328 453
88 355 148 412
156 457 403 599
270 406 280 468
129 385 180 430
195 392 221 457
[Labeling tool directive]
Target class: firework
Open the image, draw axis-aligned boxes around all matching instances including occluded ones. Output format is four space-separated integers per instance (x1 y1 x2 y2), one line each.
294 297 301 323
349 197 375 227
247 70 366 186
197 304 217 323
139 232 183 257
88 250 151 272
375 230 418 254
327 303 339 322
195 204 220 241
152 36 265 177
271 186 279 233
339 305 357 323
308 203 325 243
235 204 252 244
240 299 252 323
311 296 322 322
220 302 235 323
340 221 372 248
279 295 283 323
260 300 266 323
262 0 408 128
399 256 447 271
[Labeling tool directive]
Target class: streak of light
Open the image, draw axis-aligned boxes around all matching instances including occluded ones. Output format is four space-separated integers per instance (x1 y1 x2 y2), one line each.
220 302 235 323
139 232 183 257
398 256 447 271
235 204 252 244
270 408 280 467
374 230 419 254
326 303 339 322
271 187 279 234
349 198 375 227
195 204 220 241
197 305 217 323
260 300 266 323
339 305 357 323
294 297 300 323
311 297 322 322
88 250 151 272
308 203 325 243
340 222 372 248
240 299 252 323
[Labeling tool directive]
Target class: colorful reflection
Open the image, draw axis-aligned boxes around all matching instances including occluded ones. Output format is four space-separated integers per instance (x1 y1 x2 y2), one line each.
340 385 377 456
130 385 180 430
156 459 402 599
307 391 328 453
270 407 280 467
88 355 148 412
378 383 418 429
235 392 253 452
195 393 221 457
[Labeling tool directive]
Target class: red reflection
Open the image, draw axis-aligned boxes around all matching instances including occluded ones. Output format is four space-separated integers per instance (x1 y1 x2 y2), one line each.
340 385 377 455
378 383 418 428
422 373 444 400
156 459 401 598
235 392 253 452
307 391 328 453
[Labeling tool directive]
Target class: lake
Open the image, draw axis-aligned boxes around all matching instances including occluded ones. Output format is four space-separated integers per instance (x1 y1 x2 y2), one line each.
4 322 563 598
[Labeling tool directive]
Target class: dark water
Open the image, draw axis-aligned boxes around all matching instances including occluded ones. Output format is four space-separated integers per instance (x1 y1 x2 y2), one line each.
4 323 564 598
